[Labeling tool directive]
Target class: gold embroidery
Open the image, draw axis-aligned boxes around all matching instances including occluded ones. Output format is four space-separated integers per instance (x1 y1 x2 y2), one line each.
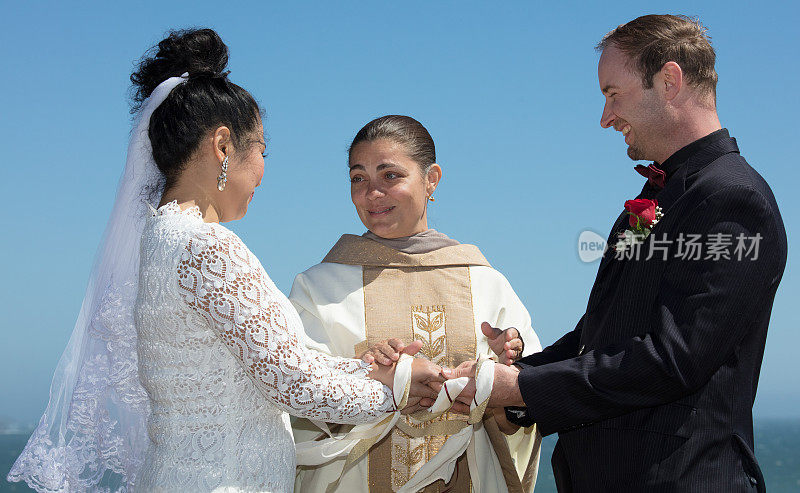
412 305 447 365
362 264 476 492
296 235 540 492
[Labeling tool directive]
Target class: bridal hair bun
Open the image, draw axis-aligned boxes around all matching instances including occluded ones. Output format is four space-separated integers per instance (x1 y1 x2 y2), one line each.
129 28 262 192
130 28 229 108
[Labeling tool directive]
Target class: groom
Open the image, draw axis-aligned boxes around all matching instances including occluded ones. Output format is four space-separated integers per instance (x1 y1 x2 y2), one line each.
446 14 787 492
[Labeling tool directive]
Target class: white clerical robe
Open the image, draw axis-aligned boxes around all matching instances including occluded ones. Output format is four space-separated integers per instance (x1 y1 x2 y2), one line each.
290 235 542 493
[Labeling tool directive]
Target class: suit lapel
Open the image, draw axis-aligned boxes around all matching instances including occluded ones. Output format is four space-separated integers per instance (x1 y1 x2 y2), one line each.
590 165 684 308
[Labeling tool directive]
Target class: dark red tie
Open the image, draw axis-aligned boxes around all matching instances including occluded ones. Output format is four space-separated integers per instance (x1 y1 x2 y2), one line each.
635 163 666 189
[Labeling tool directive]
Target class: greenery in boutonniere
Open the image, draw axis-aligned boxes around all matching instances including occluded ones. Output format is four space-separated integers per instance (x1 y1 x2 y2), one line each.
615 198 664 253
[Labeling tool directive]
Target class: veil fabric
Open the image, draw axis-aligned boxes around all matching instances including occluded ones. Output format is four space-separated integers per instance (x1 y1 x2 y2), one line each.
7 75 187 493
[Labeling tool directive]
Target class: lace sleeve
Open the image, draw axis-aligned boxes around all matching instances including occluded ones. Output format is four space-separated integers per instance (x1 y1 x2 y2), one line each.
176 226 393 423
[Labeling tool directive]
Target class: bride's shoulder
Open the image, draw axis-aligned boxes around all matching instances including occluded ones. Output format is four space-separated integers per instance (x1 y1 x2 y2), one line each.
145 201 253 263
185 222 251 258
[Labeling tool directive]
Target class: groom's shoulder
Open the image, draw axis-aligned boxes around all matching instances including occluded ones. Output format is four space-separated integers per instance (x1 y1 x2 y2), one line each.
690 148 780 215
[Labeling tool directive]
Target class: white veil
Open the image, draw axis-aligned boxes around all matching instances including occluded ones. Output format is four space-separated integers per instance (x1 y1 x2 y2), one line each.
7 75 187 493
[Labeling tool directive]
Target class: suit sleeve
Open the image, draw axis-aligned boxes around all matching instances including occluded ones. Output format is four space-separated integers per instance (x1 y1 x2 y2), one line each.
515 315 584 367
505 315 583 427
516 186 786 435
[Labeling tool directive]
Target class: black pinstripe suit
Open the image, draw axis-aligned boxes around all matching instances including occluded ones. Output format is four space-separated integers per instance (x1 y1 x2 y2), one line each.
507 130 787 492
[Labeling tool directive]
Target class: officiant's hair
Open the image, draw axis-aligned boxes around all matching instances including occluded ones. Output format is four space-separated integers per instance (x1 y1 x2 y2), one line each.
349 115 436 175
597 15 718 101
130 28 262 191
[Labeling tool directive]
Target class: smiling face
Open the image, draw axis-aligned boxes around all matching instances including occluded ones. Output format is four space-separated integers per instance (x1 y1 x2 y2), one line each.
599 45 667 162
349 138 440 239
220 121 266 222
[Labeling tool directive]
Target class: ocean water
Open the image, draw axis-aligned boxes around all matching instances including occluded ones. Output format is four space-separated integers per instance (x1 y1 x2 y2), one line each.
2 418 798 492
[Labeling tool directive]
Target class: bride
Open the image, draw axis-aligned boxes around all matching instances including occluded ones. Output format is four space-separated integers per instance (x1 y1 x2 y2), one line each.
8 28 441 493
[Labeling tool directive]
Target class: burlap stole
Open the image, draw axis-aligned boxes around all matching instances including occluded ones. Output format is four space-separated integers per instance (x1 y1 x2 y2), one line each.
325 235 490 492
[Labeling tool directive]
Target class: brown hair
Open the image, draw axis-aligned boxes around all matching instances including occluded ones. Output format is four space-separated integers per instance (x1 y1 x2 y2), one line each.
597 15 718 99
349 115 436 174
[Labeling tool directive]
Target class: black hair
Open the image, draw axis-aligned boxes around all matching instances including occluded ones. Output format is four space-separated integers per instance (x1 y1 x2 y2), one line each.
130 28 262 191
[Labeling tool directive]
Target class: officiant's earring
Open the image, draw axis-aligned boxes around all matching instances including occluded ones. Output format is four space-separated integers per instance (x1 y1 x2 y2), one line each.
428 195 435 202
217 156 229 191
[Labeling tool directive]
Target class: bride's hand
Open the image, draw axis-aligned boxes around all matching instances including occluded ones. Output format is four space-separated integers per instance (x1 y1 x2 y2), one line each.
367 361 397 391
360 338 423 365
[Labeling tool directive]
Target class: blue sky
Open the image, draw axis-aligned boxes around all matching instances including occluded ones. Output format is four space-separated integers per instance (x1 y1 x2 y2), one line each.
1 1 797 425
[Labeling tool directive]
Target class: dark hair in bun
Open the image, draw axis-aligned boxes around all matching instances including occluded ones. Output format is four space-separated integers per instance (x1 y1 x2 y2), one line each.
130 28 262 191
349 115 436 175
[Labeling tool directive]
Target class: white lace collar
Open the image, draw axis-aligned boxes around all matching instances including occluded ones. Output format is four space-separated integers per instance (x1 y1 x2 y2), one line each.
148 200 204 220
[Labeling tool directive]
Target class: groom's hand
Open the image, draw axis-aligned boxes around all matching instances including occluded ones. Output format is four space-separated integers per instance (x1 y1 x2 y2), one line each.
361 338 423 366
481 322 524 365
441 361 525 414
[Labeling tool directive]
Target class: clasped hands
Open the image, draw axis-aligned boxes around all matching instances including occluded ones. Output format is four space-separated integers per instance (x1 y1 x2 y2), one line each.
364 322 525 432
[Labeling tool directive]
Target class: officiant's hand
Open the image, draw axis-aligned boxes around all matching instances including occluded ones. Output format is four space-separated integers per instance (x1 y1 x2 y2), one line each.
481 322 524 365
360 338 424 366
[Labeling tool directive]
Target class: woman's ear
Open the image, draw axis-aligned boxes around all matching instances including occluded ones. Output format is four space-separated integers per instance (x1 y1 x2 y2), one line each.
212 126 232 161
426 164 442 196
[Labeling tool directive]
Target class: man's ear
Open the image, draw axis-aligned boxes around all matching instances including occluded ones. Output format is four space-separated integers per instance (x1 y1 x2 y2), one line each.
660 61 683 101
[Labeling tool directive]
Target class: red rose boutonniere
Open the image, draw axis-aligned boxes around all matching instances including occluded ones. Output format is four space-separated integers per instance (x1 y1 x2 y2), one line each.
615 198 664 252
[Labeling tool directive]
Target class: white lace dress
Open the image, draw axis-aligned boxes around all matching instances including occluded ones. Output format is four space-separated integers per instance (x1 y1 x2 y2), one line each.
134 202 393 492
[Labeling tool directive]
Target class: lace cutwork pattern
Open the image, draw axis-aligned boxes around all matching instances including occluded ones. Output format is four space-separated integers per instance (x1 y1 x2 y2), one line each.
133 202 392 492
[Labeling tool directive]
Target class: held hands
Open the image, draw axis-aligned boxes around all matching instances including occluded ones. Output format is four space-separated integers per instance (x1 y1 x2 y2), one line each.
363 339 444 414
404 358 444 415
362 323 525 416
439 359 525 415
